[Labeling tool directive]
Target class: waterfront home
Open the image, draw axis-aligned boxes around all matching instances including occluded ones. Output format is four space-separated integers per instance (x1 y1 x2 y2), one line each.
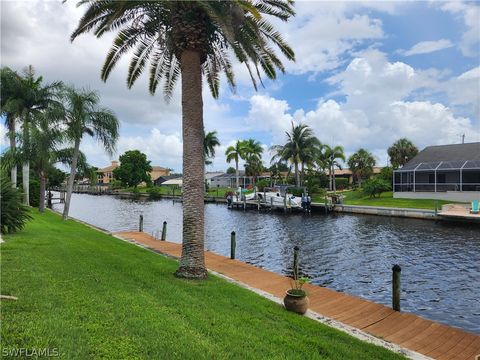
328 167 383 185
97 160 170 185
210 171 275 188
393 142 480 202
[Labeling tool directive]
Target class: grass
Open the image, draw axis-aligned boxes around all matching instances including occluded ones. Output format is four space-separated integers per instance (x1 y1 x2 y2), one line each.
337 191 459 210
1 211 404 359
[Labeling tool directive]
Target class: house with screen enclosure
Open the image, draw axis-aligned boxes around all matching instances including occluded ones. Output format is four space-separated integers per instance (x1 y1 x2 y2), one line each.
393 142 480 202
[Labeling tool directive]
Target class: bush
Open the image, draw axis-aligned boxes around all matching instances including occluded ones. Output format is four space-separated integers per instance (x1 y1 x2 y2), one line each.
1 175 32 234
288 187 304 197
110 179 123 190
256 179 270 192
378 167 393 186
146 186 162 200
362 178 392 198
29 178 40 208
334 178 349 190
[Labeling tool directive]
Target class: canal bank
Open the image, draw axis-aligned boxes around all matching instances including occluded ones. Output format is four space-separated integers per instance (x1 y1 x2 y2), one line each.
116 230 480 360
53 194 480 334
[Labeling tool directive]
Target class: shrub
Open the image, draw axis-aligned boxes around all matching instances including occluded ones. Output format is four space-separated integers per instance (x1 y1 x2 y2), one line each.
288 187 304 197
110 179 123 190
378 167 393 186
1 175 32 234
362 178 392 198
256 179 270 192
146 186 162 200
334 178 349 190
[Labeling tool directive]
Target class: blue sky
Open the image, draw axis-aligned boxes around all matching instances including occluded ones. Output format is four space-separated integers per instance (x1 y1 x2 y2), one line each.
1 1 479 172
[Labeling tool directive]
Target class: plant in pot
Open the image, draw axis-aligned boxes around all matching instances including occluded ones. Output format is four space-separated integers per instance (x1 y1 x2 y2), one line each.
284 275 310 315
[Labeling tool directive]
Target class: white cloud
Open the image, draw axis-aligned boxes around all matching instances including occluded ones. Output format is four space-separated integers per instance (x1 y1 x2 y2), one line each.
440 2 480 57
246 53 480 165
401 39 454 56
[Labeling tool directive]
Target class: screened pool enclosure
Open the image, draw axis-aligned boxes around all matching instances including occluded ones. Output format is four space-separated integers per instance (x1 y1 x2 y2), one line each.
394 160 480 192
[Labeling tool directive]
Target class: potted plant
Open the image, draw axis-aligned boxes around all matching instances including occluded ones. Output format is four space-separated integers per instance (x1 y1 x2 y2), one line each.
284 276 310 315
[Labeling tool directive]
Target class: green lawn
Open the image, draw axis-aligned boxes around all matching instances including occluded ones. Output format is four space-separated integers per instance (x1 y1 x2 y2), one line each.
337 191 459 210
1 211 403 359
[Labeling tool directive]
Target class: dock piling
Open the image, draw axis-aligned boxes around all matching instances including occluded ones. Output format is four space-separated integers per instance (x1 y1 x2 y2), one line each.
139 214 144 232
392 264 401 311
230 231 236 259
161 221 167 241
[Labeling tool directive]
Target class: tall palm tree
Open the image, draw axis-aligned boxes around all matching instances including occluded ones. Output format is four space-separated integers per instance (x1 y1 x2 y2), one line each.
71 0 295 279
347 148 376 186
242 139 264 185
204 130 220 166
16 66 62 205
0 67 23 188
62 86 119 220
225 140 245 188
271 123 320 187
323 145 345 193
387 138 418 169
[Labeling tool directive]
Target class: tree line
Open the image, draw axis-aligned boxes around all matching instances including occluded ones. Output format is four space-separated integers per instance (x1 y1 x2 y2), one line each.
1 65 119 221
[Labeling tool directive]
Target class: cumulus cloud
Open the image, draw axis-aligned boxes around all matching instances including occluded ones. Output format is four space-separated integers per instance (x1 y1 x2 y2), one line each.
401 39 454 56
439 1 480 57
246 53 480 165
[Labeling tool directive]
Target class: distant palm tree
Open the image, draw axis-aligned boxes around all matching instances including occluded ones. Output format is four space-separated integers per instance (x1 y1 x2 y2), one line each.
243 139 264 185
323 145 345 193
225 140 245 188
71 0 295 279
387 138 418 169
271 123 320 187
347 148 376 186
204 130 220 166
62 86 119 220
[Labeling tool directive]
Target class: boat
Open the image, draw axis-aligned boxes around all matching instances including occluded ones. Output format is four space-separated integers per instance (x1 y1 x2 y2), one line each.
241 185 303 209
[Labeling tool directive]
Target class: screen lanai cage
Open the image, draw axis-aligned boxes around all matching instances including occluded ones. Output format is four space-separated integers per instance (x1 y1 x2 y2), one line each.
394 160 480 192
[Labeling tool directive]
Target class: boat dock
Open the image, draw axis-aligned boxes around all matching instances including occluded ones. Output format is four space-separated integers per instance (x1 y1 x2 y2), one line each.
438 204 480 222
230 197 333 212
115 231 480 360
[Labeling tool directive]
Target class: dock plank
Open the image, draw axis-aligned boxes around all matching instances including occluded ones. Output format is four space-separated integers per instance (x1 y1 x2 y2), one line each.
115 231 480 360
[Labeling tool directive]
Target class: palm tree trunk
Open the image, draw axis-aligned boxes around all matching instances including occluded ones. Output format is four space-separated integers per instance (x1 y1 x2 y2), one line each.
175 50 207 279
294 161 299 187
235 159 239 188
63 139 81 220
39 171 46 213
332 166 336 194
329 165 333 191
8 114 17 187
300 162 305 187
22 116 30 205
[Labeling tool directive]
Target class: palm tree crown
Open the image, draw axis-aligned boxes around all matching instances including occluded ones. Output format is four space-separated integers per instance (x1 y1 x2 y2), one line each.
204 130 220 165
347 148 376 185
323 145 345 192
71 1 295 99
271 122 320 186
387 138 418 169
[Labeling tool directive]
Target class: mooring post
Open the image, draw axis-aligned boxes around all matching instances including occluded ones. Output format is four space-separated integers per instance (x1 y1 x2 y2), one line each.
324 195 328 215
243 197 246 211
257 197 261 210
434 200 438 216
161 221 167 241
270 197 273 210
293 246 300 279
283 196 287 213
392 264 401 311
139 214 144 232
230 231 236 259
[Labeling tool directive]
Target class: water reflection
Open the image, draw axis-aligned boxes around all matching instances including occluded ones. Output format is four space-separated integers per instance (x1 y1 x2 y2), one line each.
53 193 480 334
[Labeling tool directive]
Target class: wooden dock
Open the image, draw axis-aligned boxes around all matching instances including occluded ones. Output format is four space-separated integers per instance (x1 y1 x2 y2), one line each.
115 231 480 360
438 204 480 222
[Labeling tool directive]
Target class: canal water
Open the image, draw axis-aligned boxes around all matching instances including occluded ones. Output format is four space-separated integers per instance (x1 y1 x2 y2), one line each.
53 193 480 334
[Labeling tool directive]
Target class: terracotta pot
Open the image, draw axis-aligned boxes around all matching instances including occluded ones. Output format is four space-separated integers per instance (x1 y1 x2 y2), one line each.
283 289 309 314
